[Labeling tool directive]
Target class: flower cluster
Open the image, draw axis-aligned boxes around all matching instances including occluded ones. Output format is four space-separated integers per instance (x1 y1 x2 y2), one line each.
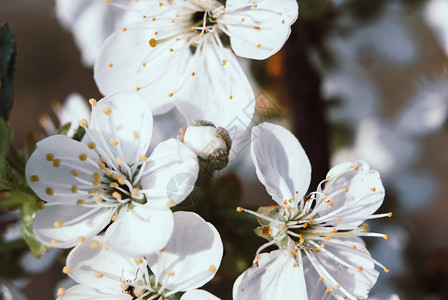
17 0 395 299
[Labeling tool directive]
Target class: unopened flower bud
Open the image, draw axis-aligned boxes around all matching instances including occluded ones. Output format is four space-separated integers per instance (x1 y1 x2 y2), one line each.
177 120 232 171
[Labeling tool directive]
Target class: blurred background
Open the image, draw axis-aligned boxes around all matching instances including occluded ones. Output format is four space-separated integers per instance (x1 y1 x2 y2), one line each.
1 0 448 299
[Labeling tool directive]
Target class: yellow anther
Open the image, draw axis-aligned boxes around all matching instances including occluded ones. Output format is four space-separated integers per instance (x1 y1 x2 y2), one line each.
257 44 261 48
98 163 106 170
97 188 104 194
110 182 119 188
133 131 140 139
46 153 54 161
90 241 99 248
343 187 349 193
293 264 298 268
388 212 393 217
166 270 175 277
38 201 45 210
112 191 122 200
88 189 96 194
104 168 112 175
351 245 357 249
334 217 341 222
139 155 147 162
103 107 112 115
116 157 123 167
134 258 143 264
93 196 102 202
95 272 104 278
136 87 141 91
208 265 217 273
45 187 54 196
76 199 85 205
108 63 113 68
71 170 78 177
142 63 146 67
371 187 376 192
302 223 308 228
241 18 245 22
326 287 332 292
100 157 107 163
358 267 363 272
152 17 156 21
50 239 58 244
168 93 174 97
192 42 196 46
104 244 109 250
57 288 66 297
53 159 61 167
89 98 97 106
222 60 226 65
384 268 390 273
111 214 118 222
170 48 174 52
354 167 358 171
191 72 196 76
93 172 100 179
320 243 325 247
79 153 87 161
384 235 389 240
325 237 331 241
149 38 157 47
79 119 88 127
88 142 96 149
122 27 127 32
332 228 338 233
253 3 258 8
236 207 242 212
167 200 174 207
30 175 40 182
230 95 233 100
93 179 100 186
131 188 140 197
319 276 323 280
53 221 62 228
62 266 71 274
77 236 85 242
71 185 78 193
109 139 118 146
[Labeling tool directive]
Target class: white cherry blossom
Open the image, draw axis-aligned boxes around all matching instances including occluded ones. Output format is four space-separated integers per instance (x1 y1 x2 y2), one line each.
233 123 390 300
56 212 222 300
26 92 199 256
94 0 298 137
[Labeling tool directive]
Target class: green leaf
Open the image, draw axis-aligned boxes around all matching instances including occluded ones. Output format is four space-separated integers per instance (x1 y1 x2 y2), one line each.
0 118 12 190
57 122 72 135
0 22 16 121
72 125 85 141
18 191 47 258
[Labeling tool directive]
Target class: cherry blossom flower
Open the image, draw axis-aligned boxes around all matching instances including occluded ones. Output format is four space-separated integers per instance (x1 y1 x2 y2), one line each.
233 123 391 300
26 92 199 256
94 0 298 137
56 212 222 300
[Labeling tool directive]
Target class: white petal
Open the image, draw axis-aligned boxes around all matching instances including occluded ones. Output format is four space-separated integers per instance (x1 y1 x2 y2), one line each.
55 0 127 67
94 21 193 114
250 122 311 206
33 204 114 248
141 139 199 207
104 205 174 256
56 93 91 136
147 212 223 292
174 43 255 141
369 294 400 300
222 0 298 60
149 106 187 153
58 284 131 300
316 161 385 229
66 236 139 294
181 289 221 300
304 237 379 299
26 135 100 204
89 91 153 164
233 250 307 300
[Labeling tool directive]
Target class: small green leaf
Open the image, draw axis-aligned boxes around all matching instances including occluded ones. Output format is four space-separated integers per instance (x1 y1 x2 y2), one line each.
0 117 11 152
72 125 85 141
18 191 47 258
57 122 72 135
0 22 16 121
